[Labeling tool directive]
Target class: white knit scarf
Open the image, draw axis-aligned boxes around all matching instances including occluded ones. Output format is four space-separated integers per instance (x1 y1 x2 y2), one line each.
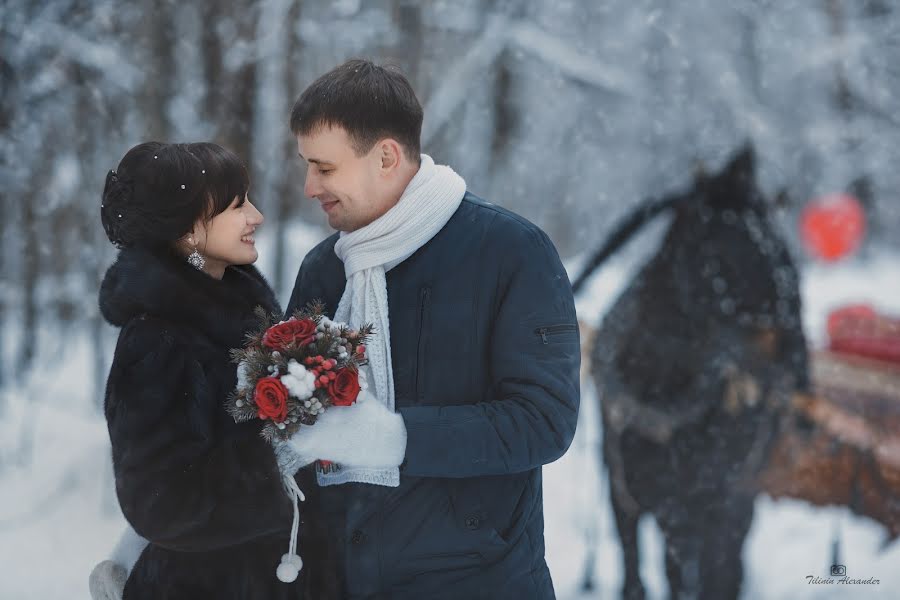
316 154 466 487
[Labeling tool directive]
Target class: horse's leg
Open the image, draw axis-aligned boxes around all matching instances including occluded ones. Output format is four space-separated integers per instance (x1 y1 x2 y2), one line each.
604 427 645 600
658 493 704 600
665 532 705 600
663 535 683 600
699 494 755 600
611 488 645 600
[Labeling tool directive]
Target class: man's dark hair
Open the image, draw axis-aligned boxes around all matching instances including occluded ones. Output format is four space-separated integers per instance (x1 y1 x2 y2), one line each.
290 59 423 163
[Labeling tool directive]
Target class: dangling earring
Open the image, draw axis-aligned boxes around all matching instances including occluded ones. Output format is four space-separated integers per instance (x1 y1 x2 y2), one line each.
187 237 205 271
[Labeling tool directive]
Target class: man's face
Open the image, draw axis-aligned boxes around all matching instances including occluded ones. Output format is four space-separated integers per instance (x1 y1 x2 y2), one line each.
297 126 385 232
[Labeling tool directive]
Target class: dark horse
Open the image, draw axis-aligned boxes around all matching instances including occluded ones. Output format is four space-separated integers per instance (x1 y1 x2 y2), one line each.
572 146 809 600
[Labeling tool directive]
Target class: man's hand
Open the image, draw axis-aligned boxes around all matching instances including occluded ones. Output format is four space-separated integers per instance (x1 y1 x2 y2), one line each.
288 392 407 468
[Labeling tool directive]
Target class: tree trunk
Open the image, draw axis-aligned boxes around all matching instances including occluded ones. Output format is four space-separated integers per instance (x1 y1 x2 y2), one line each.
142 2 175 138
276 0 307 300
17 193 38 379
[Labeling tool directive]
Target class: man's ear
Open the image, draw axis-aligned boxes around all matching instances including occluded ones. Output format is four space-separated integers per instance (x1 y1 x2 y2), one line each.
378 138 403 172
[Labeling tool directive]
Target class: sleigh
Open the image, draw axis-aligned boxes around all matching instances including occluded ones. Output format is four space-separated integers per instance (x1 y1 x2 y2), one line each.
759 306 900 540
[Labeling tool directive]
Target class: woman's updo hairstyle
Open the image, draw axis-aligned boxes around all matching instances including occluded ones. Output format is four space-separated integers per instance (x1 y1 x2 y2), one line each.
101 141 250 249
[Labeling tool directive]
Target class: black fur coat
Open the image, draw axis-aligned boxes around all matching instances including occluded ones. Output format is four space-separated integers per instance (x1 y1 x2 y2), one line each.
100 247 338 599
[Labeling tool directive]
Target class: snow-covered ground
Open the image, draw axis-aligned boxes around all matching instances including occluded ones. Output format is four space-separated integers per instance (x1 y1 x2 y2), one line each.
1 228 898 599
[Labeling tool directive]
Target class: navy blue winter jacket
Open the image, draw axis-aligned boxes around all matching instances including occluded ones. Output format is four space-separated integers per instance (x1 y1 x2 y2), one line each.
286 193 580 599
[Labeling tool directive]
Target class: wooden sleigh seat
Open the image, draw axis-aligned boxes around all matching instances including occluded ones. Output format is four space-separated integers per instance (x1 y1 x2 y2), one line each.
760 350 900 540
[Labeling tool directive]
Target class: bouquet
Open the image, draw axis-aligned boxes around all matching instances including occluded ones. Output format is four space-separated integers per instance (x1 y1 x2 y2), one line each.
227 301 374 442
228 302 376 583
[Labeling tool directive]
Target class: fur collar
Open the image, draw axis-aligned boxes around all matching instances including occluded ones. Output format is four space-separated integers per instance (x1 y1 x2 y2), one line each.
99 247 280 348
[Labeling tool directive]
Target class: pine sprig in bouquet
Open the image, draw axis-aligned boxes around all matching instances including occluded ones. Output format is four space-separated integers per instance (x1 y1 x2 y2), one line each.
227 301 373 442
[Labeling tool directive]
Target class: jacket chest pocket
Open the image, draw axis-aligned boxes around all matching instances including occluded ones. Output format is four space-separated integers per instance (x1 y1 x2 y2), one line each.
534 323 578 344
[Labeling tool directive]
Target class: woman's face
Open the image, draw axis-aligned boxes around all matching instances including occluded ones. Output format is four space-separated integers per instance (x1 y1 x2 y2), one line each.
190 193 264 278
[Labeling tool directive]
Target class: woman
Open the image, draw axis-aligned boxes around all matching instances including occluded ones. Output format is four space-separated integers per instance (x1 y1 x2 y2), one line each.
94 141 338 599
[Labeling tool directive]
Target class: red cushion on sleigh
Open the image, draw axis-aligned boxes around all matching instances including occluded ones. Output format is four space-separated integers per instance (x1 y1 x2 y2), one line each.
827 304 900 367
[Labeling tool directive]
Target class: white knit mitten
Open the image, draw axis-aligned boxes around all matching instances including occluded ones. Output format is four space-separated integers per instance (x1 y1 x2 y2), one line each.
88 525 147 600
288 392 407 469
88 560 127 600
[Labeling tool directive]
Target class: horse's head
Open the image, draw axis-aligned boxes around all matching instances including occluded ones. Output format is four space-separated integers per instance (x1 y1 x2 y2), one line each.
661 143 804 355
694 143 761 212
675 143 770 234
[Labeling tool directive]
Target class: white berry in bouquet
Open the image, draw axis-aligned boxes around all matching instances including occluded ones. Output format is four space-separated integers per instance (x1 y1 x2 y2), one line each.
227 302 373 442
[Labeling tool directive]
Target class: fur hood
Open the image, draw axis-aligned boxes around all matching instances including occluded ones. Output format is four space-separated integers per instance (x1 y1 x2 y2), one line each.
99 246 280 348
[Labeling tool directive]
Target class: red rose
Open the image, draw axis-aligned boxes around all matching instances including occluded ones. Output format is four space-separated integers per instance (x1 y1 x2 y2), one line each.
327 368 361 406
262 318 317 351
255 377 289 422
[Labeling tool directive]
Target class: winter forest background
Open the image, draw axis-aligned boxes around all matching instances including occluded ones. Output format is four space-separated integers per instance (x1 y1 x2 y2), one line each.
2 1 899 598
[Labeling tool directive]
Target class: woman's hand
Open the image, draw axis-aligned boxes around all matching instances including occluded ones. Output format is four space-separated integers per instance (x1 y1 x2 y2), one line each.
88 560 127 600
88 525 148 600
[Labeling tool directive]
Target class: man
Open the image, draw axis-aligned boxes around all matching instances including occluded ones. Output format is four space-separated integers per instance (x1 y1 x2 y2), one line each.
90 59 579 600
284 59 580 599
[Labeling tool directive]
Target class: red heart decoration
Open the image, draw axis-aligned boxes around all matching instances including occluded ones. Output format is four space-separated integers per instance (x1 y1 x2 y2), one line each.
800 193 865 262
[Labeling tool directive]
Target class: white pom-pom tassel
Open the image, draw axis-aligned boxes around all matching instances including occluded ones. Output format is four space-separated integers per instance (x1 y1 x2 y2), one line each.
276 559 299 583
283 553 303 569
276 474 306 584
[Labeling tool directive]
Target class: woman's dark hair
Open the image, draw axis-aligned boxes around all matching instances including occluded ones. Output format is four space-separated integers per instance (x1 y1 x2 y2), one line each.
101 141 250 249
289 59 423 163
186 142 250 215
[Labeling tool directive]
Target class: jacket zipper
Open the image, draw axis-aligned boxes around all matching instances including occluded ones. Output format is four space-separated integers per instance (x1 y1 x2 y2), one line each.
534 323 578 344
415 287 431 403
